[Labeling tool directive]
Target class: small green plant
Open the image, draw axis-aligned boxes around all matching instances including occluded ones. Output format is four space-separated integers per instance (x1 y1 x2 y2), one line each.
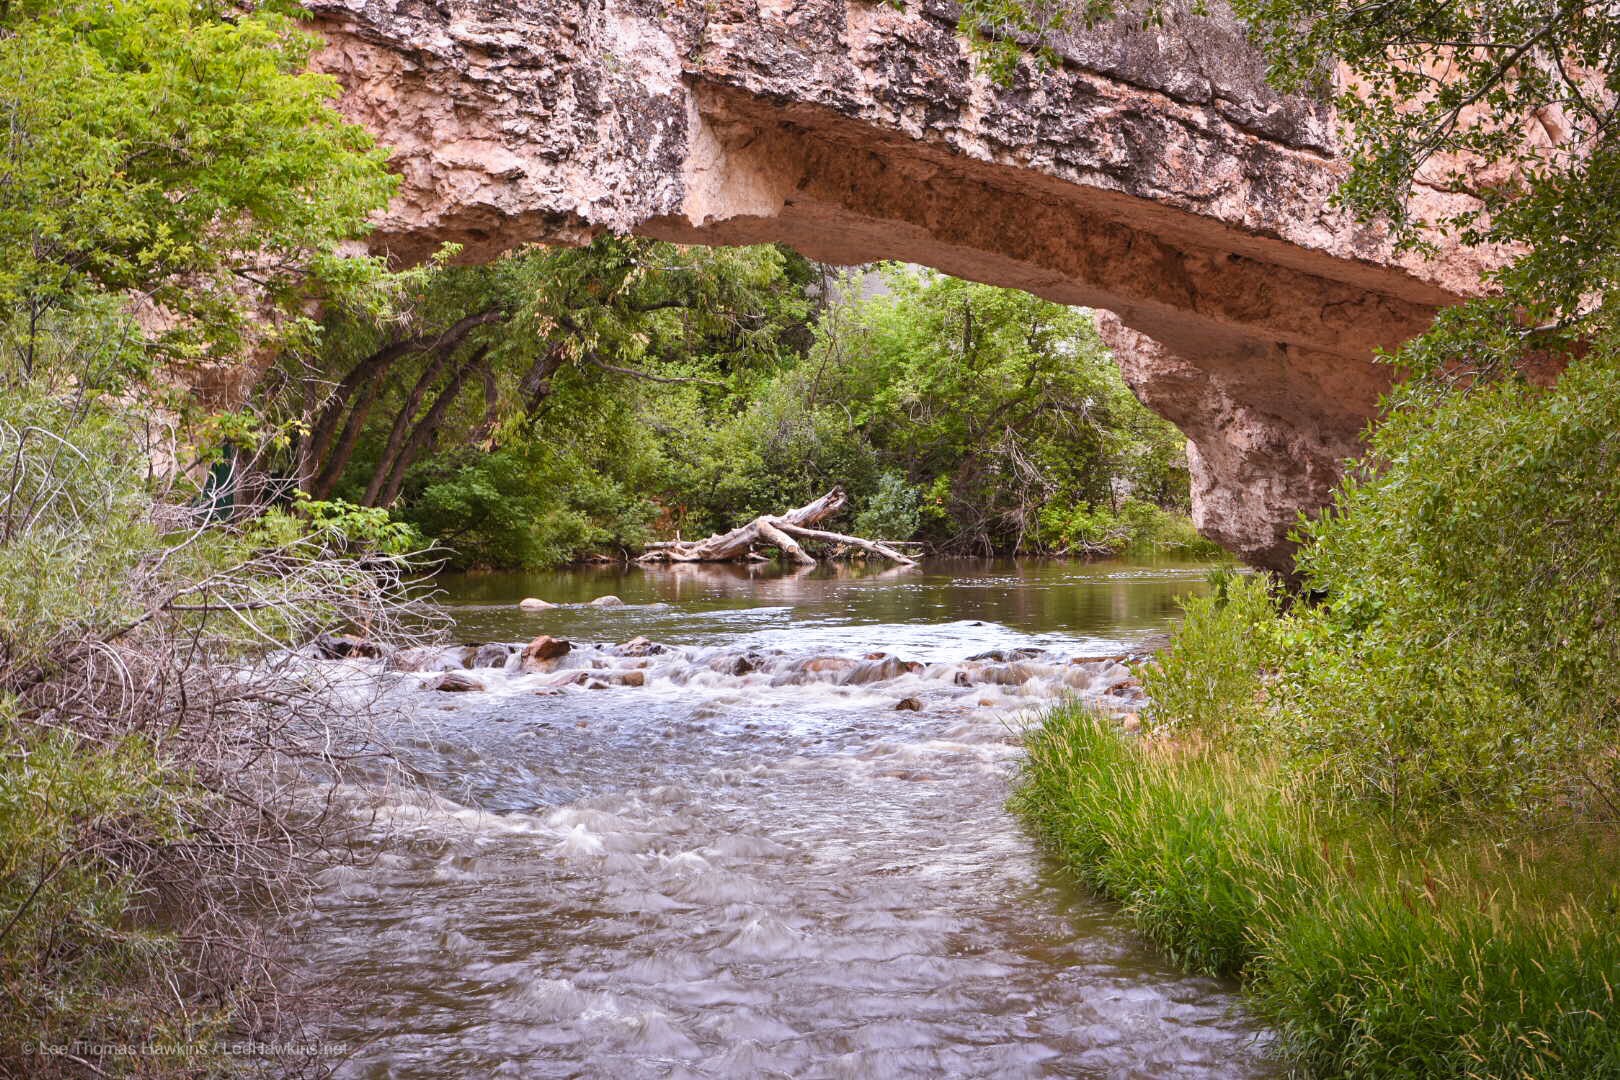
852 471 921 541
1138 572 1282 748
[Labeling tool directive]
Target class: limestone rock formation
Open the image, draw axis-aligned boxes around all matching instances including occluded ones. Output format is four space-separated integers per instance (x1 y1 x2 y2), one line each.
306 0 1500 570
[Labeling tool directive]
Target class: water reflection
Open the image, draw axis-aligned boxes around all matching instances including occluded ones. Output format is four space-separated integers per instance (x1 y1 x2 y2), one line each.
427 557 1214 651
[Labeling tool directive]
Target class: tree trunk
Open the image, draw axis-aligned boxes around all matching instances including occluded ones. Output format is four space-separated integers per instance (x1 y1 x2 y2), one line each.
375 346 488 506
519 343 570 422
306 308 503 485
771 522 921 565
361 348 462 506
308 378 383 499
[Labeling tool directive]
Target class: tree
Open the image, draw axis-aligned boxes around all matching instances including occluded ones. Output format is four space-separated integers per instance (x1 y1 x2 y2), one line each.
280 239 821 565
0 0 396 379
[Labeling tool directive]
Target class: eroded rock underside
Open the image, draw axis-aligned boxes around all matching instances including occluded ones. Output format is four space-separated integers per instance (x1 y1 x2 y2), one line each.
307 0 1494 572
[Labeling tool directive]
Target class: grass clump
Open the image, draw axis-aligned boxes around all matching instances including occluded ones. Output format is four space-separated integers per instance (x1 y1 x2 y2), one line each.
1015 704 1620 1078
1011 705 1320 975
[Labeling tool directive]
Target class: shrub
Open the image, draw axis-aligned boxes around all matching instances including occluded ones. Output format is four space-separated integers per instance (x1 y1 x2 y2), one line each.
1138 570 1284 748
1288 340 1620 826
851 471 921 541
0 388 432 1075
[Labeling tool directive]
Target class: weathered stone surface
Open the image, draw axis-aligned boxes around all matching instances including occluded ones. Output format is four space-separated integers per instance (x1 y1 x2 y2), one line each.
520 634 573 672
307 0 1501 569
1096 311 1393 572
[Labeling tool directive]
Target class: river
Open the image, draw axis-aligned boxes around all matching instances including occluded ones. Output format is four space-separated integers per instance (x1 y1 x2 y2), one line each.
291 558 1276 1078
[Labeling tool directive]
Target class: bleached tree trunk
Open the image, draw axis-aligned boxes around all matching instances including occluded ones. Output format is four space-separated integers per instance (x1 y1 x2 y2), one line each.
638 488 918 566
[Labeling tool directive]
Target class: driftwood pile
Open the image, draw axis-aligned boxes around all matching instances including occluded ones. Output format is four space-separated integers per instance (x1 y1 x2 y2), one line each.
638 487 918 567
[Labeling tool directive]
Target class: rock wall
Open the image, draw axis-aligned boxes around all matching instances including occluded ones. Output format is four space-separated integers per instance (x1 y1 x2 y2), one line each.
307 0 1494 571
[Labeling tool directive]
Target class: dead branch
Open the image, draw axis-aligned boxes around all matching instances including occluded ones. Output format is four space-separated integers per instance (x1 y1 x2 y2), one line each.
638 487 917 566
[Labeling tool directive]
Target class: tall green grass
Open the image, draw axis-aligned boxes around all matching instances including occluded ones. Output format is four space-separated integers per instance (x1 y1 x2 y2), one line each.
1014 704 1620 1079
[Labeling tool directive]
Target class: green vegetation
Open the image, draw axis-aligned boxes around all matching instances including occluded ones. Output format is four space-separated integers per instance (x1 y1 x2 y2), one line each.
1015 704 1620 1079
1019 368 1620 1074
0 383 425 1073
0 1 1207 1067
285 254 1207 567
994 2 1620 1076
0 3 421 1073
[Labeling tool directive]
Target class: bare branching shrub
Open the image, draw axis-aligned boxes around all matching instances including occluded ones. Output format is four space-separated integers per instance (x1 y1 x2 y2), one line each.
0 391 447 1076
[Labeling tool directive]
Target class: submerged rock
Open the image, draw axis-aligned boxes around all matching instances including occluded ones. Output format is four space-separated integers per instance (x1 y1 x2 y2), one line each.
390 646 464 673
795 656 858 677
312 633 381 660
612 635 664 657
712 651 767 676
472 643 514 669
547 670 591 687
967 647 1043 663
428 671 485 693
842 657 924 684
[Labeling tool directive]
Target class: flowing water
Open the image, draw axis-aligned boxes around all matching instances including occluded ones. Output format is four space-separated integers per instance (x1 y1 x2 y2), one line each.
293 559 1277 1078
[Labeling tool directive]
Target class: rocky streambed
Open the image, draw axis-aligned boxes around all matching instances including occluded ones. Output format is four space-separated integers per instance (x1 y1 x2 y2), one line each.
289 563 1274 1078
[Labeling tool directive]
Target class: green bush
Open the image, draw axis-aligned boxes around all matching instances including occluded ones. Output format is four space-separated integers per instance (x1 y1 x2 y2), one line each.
1035 498 1221 558
0 721 215 1061
1132 343 1620 828
851 471 921 541
1138 571 1285 748
1285 341 1620 826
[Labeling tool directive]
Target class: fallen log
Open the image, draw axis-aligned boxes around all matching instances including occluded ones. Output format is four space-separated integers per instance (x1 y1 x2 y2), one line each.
772 522 918 565
638 487 917 566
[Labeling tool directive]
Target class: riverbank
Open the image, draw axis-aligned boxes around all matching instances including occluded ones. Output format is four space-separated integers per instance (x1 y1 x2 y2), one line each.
1013 705 1620 1079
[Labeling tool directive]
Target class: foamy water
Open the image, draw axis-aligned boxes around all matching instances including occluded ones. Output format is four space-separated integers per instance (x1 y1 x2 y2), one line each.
290 560 1274 1078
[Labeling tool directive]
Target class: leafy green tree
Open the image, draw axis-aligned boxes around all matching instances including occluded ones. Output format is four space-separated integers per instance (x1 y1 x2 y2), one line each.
0 0 396 378
289 239 820 566
799 267 1189 554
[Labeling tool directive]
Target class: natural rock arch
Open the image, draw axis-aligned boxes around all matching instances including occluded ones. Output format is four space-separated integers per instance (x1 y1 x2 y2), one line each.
308 0 1499 571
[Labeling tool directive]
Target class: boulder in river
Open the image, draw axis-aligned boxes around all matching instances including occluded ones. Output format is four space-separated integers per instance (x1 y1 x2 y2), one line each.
843 656 924 684
967 647 1043 663
547 670 591 687
797 656 859 676
612 635 664 657
390 646 461 673
894 697 924 711
519 597 556 610
312 633 381 660
520 635 573 673
590 595 625 607
428 671 485 693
